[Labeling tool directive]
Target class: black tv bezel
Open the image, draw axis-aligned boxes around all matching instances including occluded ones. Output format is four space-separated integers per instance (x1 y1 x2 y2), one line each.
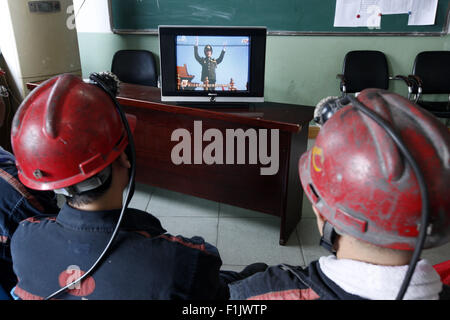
159 25 267 103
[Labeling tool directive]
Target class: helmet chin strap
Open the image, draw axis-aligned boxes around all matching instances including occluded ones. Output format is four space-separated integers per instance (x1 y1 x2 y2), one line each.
320 221 338 255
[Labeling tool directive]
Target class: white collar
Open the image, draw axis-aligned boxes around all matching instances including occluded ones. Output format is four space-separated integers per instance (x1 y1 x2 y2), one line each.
318 255 442 300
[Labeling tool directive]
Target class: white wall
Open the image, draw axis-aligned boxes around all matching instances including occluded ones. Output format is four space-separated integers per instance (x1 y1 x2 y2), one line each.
0 0 82 98
73 0 111 33
0 0 22 93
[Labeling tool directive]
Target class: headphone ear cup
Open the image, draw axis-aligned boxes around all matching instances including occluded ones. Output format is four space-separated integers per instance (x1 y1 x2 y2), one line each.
319 221 338 254
314 96 352 126
313 96 340 126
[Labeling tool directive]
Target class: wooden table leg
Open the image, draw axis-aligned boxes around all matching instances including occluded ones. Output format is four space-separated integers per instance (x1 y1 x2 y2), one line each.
279 124 309 245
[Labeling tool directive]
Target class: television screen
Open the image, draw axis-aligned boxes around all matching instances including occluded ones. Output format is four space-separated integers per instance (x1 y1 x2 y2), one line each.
175 35 250 92
159 26 266 104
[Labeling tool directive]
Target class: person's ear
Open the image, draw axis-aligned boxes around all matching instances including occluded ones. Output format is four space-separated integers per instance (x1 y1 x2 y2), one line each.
117 152 131 169
312 205 326 236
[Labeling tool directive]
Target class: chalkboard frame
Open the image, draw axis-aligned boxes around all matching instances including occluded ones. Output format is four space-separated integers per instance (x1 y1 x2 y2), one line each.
107 0 450 36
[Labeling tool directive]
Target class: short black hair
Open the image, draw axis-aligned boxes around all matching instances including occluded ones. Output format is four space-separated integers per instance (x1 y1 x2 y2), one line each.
66 167 113 207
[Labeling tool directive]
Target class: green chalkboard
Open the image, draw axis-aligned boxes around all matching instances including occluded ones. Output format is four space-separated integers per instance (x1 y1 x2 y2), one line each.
109 0 450 35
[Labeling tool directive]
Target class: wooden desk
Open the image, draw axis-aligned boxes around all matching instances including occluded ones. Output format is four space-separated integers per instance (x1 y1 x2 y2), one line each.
28 82 314 245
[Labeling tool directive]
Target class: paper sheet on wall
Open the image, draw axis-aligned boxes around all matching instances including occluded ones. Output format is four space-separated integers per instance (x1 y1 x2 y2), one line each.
334 0 382 28
408 0 438 26
334 0 438 28
379 0 411 15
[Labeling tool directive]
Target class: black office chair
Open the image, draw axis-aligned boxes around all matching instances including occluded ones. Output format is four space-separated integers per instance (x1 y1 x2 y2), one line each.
400 51 450 119
111 50 158 87
337 50 390 96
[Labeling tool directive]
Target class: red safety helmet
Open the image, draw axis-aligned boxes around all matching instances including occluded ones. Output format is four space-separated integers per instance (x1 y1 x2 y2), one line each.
299 89 450 251
11 74 136 191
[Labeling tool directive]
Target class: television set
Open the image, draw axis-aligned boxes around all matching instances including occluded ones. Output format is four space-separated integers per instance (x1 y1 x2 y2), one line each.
159 25 267 104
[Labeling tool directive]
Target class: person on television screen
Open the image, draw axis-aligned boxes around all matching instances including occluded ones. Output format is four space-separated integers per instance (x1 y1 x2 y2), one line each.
194 37 226 89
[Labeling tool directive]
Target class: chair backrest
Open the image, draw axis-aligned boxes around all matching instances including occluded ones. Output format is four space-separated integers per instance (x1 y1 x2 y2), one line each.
341 50 389 93
412 51 450 94
111 50 158 87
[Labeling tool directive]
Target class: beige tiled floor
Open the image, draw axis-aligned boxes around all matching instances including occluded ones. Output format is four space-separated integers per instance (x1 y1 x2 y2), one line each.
126 182 450 272
123 137 450 271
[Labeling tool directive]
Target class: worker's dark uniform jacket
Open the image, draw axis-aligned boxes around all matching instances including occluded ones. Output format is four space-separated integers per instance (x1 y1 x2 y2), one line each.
0 148 59 292
194 46 225 85
11 204 230 300
229 263 450 300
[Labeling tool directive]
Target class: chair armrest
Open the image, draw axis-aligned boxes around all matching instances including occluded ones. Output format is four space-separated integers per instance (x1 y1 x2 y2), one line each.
336 74 346 84
407 75 423 102
336 74 347 94
408 75 423 91
393 75 416 99
393 75 413 87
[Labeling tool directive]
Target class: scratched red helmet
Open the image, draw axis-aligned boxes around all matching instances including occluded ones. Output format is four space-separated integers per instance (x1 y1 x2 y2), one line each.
11 74 136 191
299 89 450 250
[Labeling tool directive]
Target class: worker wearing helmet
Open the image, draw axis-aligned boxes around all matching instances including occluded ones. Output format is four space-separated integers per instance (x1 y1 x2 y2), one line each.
229 89 450 300
9 74 264 300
